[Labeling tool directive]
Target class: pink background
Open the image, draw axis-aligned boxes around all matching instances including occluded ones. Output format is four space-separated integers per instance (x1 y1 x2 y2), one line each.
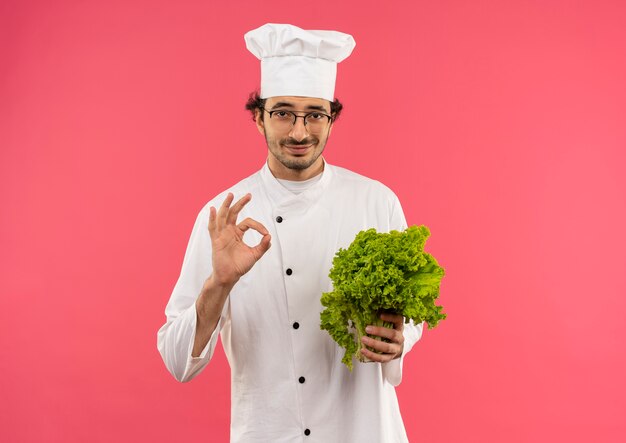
2 0 625 441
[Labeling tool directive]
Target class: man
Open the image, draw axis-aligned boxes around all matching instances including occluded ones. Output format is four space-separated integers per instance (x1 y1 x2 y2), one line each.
157 23 423 442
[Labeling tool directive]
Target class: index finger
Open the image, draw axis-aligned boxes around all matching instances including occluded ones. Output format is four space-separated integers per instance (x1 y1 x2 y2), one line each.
379 312 404 330
237 217 269 236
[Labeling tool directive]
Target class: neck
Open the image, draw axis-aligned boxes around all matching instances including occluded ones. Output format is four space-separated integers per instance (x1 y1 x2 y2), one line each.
267 156 325 181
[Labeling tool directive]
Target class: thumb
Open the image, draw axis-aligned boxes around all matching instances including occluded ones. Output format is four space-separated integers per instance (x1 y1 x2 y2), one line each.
252 234 272 259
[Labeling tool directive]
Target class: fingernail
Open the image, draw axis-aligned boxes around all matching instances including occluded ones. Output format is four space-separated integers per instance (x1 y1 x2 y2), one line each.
365 326 372 333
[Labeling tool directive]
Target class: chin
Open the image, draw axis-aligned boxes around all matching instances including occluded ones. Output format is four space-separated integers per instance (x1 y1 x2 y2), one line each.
282 160 313 171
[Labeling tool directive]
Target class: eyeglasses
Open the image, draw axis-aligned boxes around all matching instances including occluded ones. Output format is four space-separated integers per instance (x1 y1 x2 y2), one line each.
260 108 333 130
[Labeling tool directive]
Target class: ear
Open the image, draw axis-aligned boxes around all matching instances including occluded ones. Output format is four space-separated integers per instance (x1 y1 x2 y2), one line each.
255 109 265 135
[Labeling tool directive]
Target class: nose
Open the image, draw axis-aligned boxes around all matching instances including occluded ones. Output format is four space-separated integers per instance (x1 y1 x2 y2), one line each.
289 116 309 142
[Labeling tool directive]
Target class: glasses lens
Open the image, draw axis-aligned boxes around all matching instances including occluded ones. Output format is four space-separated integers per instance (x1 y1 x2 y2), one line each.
268 111 294 129
271 111 293 121
305 112 329 130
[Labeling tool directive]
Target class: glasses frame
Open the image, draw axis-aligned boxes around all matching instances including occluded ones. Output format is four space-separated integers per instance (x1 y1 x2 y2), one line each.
260 107 333 127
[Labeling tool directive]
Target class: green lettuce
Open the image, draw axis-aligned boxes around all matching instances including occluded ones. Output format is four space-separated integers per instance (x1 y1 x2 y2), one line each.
320 225 446 370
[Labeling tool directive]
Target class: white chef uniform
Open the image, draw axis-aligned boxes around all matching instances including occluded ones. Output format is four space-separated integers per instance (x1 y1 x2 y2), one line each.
157 159 424 442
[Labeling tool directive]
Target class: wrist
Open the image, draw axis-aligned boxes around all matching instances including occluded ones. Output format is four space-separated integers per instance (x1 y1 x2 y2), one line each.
196 275 235 318
210 270 240 288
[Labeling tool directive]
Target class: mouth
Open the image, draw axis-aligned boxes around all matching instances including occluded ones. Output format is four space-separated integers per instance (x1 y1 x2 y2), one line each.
283 144 314 155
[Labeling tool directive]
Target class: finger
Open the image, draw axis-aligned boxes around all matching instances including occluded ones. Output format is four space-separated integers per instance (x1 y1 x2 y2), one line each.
365 325 404 345
361 335 396 353
237 217 269 236
380 312 404 330
361 336 402 357
362 332 403 353
208 206 217 239
252 233 272 258
360 346 395 363
217 193 234 231
226 193 252 226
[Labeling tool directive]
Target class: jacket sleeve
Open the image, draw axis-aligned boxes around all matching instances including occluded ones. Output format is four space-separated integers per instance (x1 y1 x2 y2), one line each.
382 320 423 386
156 206 228 382
382 193 424 386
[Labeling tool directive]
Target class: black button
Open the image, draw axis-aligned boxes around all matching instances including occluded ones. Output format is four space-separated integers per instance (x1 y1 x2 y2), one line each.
293 322 300 329
304 429 311 436
286 268 293 276
299 376 305 383
276 216 283 223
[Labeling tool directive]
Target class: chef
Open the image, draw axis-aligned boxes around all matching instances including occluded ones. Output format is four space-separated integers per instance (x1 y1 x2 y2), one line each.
157 23 424 442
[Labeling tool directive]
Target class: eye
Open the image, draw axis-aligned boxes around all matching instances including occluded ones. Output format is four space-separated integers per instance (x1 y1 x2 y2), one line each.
273 111 291 119
309 112 324 120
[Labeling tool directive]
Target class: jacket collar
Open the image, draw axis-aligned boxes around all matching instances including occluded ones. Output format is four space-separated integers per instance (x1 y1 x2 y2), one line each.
259 157 334 211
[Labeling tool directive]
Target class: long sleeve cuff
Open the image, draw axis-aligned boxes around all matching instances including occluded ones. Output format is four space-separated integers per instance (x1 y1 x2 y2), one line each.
157 301 223 383
382 321 423 386
184 305 223 379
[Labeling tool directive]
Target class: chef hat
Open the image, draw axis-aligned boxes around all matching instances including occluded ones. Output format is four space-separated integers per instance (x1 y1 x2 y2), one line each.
244 23 356 101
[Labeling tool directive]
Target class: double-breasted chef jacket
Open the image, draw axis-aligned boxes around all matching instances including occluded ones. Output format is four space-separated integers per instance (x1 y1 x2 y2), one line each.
158 159 424 442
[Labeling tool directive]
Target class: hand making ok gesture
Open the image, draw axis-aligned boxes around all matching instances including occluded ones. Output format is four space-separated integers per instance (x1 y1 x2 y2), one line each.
208 192 272 286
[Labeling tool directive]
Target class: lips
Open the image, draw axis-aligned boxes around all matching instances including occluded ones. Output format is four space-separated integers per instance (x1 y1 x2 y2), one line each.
284 144 313 154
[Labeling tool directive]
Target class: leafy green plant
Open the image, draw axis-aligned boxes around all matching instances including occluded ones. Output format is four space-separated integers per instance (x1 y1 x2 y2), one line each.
320 225 446 370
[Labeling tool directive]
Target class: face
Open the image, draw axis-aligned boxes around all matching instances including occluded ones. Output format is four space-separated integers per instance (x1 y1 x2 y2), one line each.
256 96 333 177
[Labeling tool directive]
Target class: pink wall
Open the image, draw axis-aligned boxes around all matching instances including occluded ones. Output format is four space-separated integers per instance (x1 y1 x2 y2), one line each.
2 0 625 441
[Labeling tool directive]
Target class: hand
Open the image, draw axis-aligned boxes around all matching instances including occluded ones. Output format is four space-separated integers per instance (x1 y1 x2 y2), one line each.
208 192 272 286
360 312 405 363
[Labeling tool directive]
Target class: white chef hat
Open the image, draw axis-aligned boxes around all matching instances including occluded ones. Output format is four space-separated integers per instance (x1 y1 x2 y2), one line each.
244 23 356 101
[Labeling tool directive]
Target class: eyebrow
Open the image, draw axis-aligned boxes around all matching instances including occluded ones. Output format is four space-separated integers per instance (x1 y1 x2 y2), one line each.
269 102 330 113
